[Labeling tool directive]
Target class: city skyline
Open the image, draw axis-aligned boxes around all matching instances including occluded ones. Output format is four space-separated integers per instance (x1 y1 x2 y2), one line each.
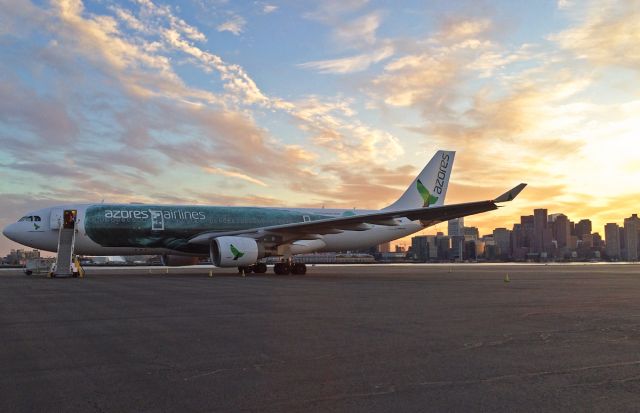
410 208 640 262
1 0 640 255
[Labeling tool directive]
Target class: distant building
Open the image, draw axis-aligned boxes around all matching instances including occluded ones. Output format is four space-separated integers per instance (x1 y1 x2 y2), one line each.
4 249 40 265
493 228 512 259
463 226 479 240
448 218 464 260
464 239 477 260
411 236 429 262
605 223 621 260
436 234 450 261
624 214 640 261
568 235 578 250
472 237 484 259
533 209 547 254
592 232 603 249
575 219 592 239
552 214 571 249
521 215 534 249
448 218 464 236
511 223 529 260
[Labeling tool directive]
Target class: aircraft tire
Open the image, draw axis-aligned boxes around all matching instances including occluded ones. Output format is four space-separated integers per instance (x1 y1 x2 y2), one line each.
291 263 307 275
274 263 290 275
254 263 267 274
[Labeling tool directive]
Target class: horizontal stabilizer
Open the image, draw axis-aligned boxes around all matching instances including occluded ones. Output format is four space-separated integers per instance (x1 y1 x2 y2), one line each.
494 183 527 203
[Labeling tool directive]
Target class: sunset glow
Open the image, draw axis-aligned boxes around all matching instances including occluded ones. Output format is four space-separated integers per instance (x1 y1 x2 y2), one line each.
1 0 639 254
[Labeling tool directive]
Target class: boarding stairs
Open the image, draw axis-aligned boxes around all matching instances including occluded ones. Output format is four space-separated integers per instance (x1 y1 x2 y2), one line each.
52 210 77 278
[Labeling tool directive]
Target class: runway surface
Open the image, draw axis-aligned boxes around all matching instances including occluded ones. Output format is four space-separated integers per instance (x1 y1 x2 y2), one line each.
2 264 640 412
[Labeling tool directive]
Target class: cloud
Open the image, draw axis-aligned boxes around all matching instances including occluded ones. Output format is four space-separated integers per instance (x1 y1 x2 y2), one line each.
0 0 403 215
1 162 88 180
551 0 640 70
439 18 492 41
299 45 394 74
557 0 574 9
304 0 370 23
333 10 383 47
288 96 403 163
287 163 418 209
262 4 277 14
216 14 246 35
204 167 268 187
0 78 78 144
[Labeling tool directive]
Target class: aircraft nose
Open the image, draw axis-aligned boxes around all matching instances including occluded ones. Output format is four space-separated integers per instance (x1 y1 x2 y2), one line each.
2 223 18 242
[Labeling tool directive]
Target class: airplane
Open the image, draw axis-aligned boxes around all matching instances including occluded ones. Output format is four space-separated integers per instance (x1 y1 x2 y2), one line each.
2 150 526 275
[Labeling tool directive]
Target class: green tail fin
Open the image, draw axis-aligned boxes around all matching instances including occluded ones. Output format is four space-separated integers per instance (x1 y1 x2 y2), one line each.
417 179 438 207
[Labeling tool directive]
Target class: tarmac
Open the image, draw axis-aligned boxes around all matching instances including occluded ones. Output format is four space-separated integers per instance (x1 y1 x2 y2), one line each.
2 264 640 412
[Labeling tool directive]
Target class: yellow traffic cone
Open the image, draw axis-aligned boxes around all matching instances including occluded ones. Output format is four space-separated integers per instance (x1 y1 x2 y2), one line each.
504 274 510 284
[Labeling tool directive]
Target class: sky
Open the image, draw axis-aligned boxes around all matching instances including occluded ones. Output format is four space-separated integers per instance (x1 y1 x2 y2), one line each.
1 0 639 254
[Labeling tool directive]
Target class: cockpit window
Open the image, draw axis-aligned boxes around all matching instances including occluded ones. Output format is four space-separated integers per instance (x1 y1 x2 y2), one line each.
18 216 33 222
34 216 41 222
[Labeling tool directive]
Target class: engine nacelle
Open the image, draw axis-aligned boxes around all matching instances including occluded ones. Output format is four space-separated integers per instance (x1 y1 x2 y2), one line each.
161 255 201 266
210 236 260 267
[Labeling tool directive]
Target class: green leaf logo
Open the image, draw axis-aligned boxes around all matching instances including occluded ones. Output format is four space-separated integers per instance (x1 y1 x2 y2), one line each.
230 244 245 260
416 179 438 207
33 223 40 230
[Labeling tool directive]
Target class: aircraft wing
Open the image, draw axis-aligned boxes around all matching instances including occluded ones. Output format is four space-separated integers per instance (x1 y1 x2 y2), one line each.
188 183 526 244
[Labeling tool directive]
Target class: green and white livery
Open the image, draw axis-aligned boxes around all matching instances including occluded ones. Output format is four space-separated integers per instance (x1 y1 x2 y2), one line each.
3 150 527 275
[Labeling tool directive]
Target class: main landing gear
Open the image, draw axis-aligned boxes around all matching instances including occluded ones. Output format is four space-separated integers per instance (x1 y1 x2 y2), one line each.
274 262 307 275
237 262 307 276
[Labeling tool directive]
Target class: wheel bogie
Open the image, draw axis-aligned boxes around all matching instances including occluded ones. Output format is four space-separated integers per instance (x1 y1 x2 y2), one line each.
273 262 306 275
273 262 290 275
291 263 307 275
253 263 268 274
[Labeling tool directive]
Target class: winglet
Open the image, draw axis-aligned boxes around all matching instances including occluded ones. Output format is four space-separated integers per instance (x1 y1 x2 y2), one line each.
494 183 527 203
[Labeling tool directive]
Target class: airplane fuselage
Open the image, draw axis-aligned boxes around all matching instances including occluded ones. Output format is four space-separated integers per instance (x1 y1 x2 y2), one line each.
3 203 423 256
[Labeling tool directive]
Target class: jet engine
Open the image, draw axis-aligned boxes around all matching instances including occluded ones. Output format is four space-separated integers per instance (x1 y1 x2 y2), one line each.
160 255 201 266
210 236 260 267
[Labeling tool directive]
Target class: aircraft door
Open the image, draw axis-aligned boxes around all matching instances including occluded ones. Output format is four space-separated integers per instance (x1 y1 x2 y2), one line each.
50 208 63 230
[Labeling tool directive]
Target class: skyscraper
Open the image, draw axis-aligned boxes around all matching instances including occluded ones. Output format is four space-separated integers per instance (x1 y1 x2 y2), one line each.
533 209 548 254
553 214 570 248
448 218 464 260
605 223 621 260
624 214 640 261
575 219 592 239
493 228 512 259
463 226 479 240
448 218 464 237
411 236 429 262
